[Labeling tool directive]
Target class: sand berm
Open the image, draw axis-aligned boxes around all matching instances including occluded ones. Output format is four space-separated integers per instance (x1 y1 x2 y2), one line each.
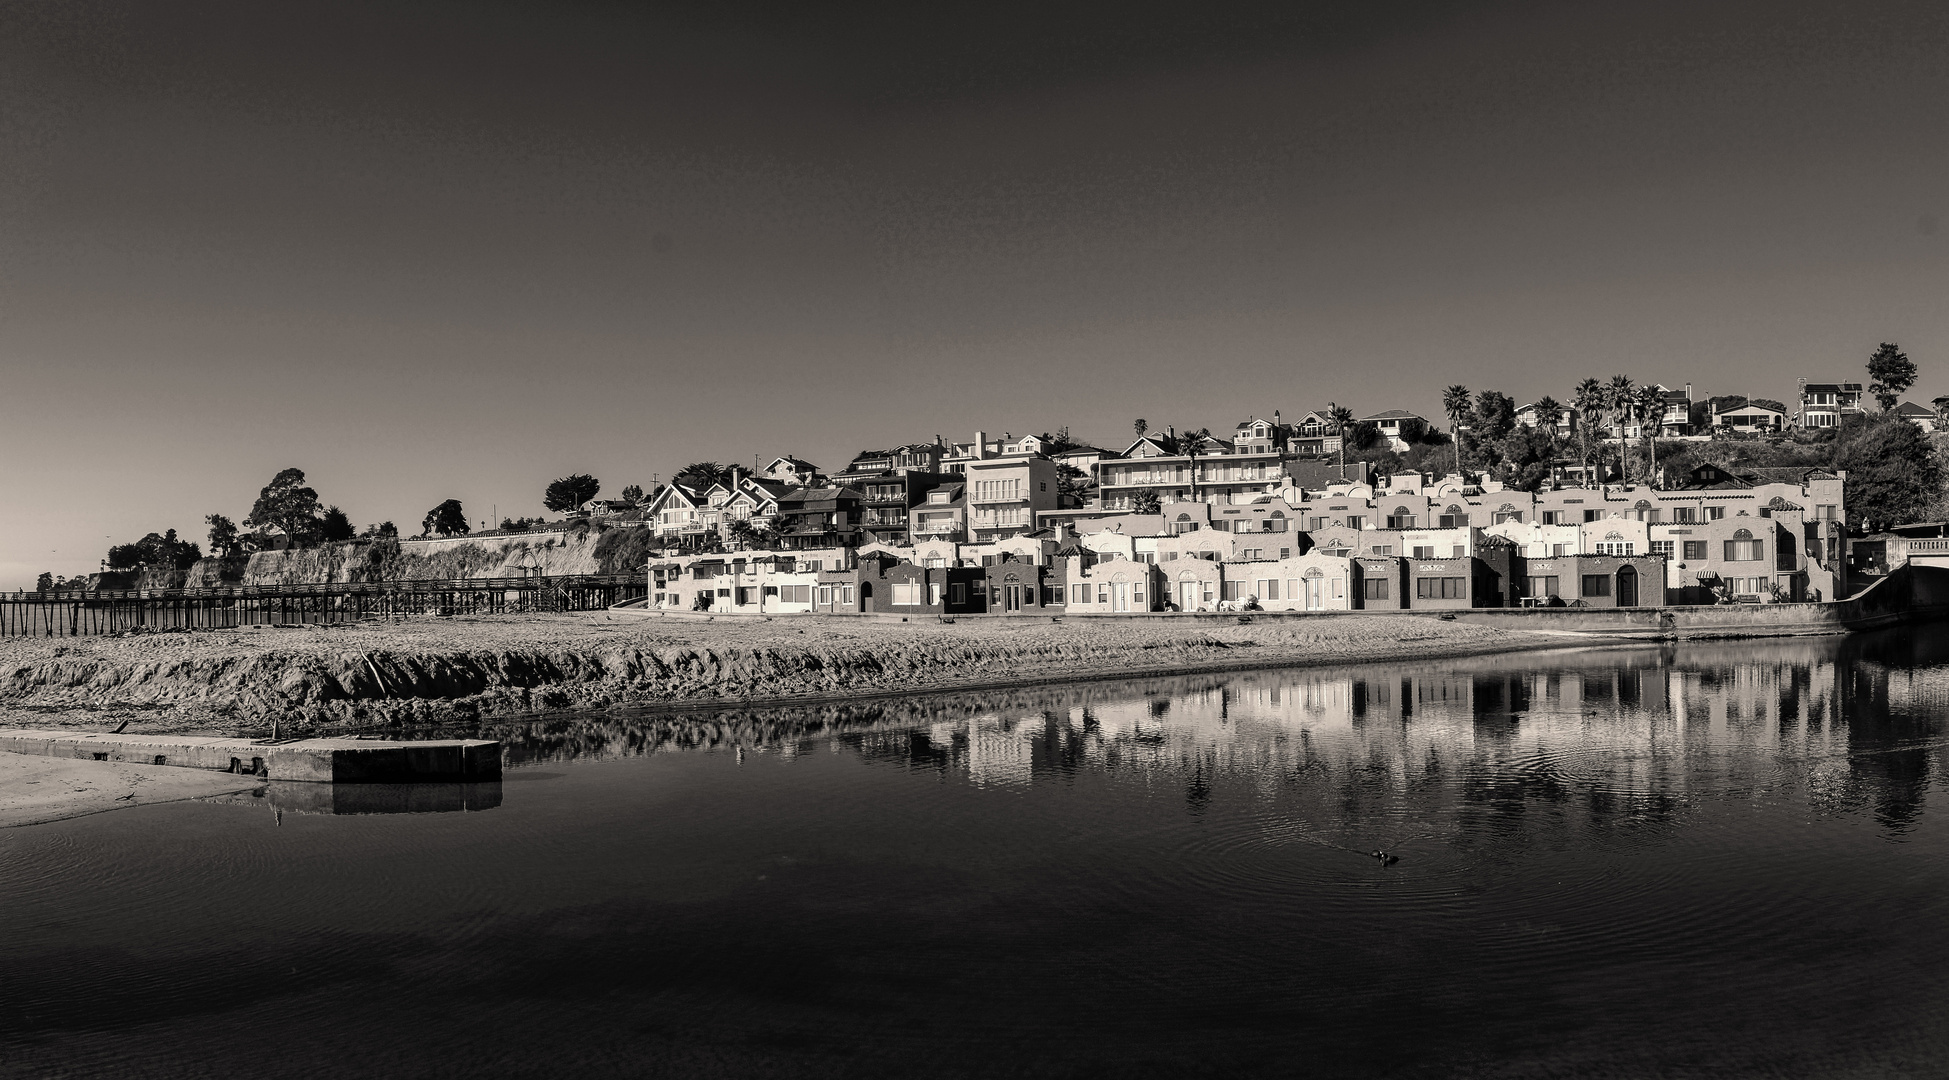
0 612 1609 737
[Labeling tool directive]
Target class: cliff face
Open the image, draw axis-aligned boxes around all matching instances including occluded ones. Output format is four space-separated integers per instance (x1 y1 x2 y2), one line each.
173 523 662 587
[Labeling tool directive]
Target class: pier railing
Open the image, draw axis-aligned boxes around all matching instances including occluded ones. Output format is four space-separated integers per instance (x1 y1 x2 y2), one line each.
0 574 647 637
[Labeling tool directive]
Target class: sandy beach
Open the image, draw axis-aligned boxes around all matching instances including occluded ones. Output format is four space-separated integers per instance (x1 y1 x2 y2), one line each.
0 610 1602 737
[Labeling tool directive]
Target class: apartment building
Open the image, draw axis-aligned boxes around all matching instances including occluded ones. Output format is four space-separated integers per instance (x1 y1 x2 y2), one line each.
1093 434 1287 509
964 455 1058 541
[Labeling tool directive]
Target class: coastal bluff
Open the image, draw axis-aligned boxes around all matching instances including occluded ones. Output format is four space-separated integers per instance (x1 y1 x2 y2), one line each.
82 522 658 592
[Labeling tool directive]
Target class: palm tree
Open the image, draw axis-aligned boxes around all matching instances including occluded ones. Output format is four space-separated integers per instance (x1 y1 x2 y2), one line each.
1606 375 1635 485
1133 418 1148 441
1572 378 1604 485
1441 385 1472 478
1633 383 1665 487
1532 395 1564 482
1178 426 1212 502
1329 403 1356 479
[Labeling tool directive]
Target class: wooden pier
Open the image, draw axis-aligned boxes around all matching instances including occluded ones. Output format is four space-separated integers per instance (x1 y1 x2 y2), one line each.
0 574 645 637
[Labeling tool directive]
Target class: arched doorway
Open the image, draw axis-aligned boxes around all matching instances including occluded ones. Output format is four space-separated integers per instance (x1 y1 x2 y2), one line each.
1616 565 1638 607
860 581 874 613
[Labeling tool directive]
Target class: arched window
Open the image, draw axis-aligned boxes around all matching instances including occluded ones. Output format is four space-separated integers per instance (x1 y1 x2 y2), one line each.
1732 528 1753 539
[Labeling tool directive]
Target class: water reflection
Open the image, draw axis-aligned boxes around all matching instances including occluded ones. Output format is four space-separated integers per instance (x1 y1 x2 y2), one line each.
210 780 504 816
480 629 1949 842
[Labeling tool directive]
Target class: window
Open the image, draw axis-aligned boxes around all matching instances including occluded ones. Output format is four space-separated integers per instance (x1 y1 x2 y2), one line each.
1347 516 1364 530
1596 542 1635 556
1163 551 1179 561
1257 579 1279 600
1452 546 1466 559
924 556 946 568
1308 516 1328 531
1552 544 1571 557
1279 547 1291 559
1388 514 1417 529
892 583 921 606
1493 512 1522 524
1439 515 1459 528
1541 511 1562 525
1364 578 1389 600
762 585 779 598
1526 575 1560 598
1222 581 1244 601
1371 545 1393 556
930 582 944 606
949 583 965 604
1706 506 1725 520
1584 510 1603 522
1683 540 1708 560
1416 577 1466 599
1412 546 1435 559
1071 583 1089 605
1097 584 1110 603
817 585 833 605
1725 538 1764 561
1676 507 1697 523
1650 541 1674 556
1581 574 1611 597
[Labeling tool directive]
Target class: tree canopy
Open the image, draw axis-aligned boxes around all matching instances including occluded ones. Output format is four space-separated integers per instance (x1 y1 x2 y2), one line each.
673 462 734 490
1867 341 1916 411
107 529 201 573
619 484 645 504
245 467 323 543
319 506 355 543
1832 413 1943 530
204 513 239 557
543 474 601 514
423 499 470 537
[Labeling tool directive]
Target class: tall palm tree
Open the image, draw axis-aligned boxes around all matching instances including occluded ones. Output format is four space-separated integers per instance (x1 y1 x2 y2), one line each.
1572 378 1604 486
1329 403 1355 479
1178 426 1212 502
1441 384 1472 478
1606 374 1635 485
1532 395 1564 482
1632 383 1665 487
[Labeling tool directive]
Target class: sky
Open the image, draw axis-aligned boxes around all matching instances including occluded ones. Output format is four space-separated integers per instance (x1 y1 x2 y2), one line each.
3 0 1948 587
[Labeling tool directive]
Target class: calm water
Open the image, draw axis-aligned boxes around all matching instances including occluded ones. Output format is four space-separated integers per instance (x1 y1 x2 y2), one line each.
9 631 1949 1079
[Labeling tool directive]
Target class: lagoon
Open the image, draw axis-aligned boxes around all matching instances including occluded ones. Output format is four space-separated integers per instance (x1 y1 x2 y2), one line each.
6 631 1949 1078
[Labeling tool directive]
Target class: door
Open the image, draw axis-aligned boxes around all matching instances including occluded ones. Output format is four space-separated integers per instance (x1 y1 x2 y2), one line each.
1005 585 1023 612
1616 565 1638 607
1306 575 1324 610
860 582 873 613
1113 584 1130 612
1179 581 1198 611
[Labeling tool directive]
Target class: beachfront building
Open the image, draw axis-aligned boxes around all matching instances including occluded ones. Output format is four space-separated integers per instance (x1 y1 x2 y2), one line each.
1061 555 1163 614
1221 552 1357 612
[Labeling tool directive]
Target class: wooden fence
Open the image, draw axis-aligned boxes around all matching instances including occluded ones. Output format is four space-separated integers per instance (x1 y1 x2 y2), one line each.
0 575 646 637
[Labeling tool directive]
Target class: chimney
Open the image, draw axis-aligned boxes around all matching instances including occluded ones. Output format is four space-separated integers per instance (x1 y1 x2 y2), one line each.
1684 383 1693 400
975 430 990 460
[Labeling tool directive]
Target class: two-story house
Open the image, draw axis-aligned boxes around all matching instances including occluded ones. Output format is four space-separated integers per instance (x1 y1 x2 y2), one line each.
1797 381 1866 429
1358 409 1431 452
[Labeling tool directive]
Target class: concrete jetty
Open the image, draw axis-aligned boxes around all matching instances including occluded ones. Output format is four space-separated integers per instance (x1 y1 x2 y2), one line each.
0 729 501 783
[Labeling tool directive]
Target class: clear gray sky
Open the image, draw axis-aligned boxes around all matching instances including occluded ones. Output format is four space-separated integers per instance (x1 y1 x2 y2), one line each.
4 0 1947 586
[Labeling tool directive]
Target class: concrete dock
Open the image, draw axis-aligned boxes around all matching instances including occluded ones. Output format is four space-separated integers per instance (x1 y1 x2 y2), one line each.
0 729 501 783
